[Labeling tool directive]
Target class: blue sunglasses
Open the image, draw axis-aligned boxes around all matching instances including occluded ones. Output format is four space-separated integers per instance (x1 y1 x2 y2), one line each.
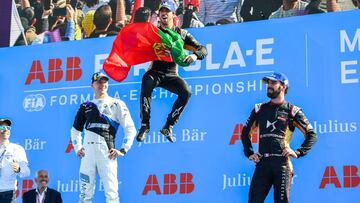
0 126 11 130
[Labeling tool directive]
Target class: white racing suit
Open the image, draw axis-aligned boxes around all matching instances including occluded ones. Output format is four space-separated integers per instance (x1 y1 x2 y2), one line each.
71 96 136 203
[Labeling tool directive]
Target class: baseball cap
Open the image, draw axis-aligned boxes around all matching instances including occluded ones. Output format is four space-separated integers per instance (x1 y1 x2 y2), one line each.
159 0 177 12
0 118 12 126
91 72 109 83
262 72 289 86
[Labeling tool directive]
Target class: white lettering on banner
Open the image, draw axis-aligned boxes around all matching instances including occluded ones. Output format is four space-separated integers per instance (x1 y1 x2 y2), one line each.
137 128 207 147
50 93 93 106
182 129 207 142
339 29 360 84
222 173 297 190
57 179 121 193
340 29 360 53
24 138 46 150
222 173 252 190
256 38 274 65
130 89 137 100
206 44 221 70
57 180 79 193
193 39 274 70
189 80 263 96
32 79 264 108
223 41 246 68
94 54 108 73
312 120 357 134
137 131 176 147
341 61 359 84
94 38 275 76
23 94 46 112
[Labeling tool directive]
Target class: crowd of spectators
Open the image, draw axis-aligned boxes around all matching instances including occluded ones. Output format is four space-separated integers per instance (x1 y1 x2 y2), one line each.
13 0 359 46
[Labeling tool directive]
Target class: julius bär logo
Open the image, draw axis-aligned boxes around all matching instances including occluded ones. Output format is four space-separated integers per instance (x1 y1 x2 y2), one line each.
320 165 359 189
142 173 195 195
25 57 82 85
23 94 46 112
229 123 259 145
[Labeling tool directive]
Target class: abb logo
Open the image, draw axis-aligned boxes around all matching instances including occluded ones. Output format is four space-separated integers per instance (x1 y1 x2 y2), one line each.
142 173 195 195
16 179 33 198
229 123 258 145
320 165 359 189
25 57 82 85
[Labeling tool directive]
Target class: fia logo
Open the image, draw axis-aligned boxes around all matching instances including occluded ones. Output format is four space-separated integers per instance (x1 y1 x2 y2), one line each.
23 94 46 112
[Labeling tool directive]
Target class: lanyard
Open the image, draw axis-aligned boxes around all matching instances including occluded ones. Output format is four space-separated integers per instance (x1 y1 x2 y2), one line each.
37 191 46 203
0 149 6 163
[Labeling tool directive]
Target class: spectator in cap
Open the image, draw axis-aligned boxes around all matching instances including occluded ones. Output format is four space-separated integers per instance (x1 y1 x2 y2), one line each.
160 0 178 12
0 118 30 203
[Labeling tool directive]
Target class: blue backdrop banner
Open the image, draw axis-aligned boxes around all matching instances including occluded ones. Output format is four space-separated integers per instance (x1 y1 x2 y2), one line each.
0 10 359 203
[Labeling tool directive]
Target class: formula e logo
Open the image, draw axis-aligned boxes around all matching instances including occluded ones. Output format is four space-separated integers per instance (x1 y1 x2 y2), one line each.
23 94 46 112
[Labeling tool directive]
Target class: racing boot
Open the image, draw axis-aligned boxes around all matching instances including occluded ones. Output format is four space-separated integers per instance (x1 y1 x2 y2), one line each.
136 123 150 142
160 123 175 143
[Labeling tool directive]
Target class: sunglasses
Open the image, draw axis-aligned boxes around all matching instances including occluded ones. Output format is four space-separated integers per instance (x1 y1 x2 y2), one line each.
0 126 11 130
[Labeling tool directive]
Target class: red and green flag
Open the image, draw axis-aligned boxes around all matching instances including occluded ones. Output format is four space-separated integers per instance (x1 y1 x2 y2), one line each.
103 22 189 82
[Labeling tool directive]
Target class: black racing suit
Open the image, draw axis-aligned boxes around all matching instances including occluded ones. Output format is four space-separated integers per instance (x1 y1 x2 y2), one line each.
241 101 317 203
140 26 207 126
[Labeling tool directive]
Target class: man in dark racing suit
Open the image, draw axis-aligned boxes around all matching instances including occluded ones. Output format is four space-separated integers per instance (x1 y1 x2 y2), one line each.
136 0 208 143
241 72 317 203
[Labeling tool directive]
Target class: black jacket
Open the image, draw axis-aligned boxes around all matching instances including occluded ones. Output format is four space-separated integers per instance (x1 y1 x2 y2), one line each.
22 188 62 203
241 101 317 158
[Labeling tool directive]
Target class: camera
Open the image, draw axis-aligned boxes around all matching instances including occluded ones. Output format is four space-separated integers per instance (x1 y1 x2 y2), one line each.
53 7 67 16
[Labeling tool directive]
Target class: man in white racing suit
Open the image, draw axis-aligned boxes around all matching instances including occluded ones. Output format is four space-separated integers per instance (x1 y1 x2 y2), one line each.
71 72 136 203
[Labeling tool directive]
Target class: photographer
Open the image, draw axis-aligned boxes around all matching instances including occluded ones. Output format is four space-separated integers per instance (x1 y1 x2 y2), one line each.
176 0 204 28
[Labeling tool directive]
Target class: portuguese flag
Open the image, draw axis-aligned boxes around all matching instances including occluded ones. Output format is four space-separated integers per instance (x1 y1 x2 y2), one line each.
103 22 189 82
